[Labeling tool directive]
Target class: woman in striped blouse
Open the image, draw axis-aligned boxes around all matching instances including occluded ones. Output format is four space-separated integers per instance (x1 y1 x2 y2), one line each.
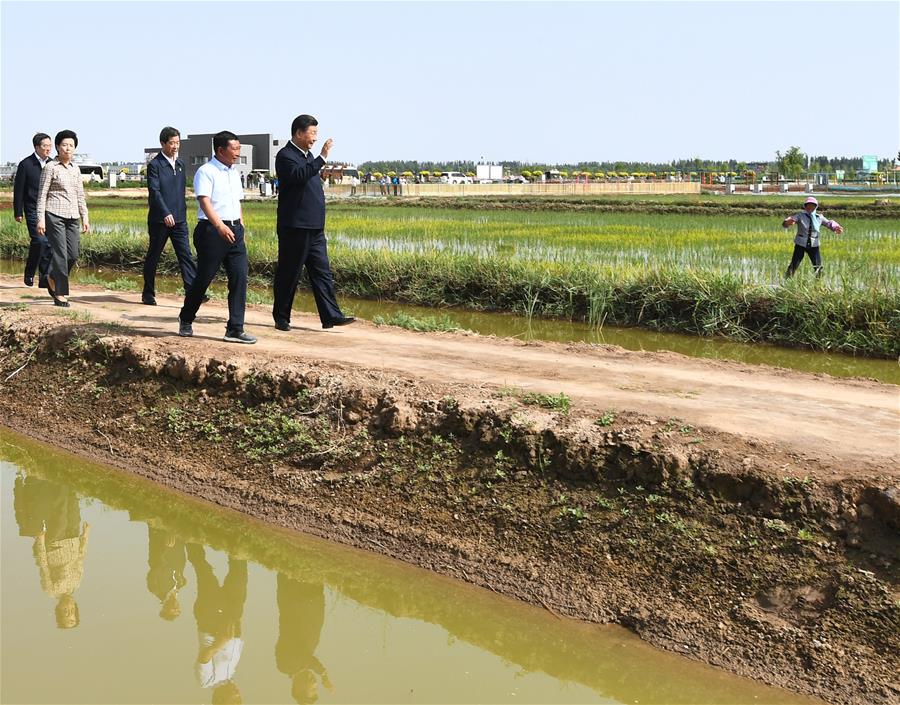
36 130 91 307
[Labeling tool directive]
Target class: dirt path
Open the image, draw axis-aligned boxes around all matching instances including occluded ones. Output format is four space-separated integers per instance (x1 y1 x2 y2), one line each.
2 274 897 475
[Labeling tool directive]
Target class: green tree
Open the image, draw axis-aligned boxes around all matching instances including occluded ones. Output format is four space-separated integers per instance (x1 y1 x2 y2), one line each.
776 146 806 179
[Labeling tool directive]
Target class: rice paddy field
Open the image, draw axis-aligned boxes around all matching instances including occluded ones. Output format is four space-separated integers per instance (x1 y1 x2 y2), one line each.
1 197 898 357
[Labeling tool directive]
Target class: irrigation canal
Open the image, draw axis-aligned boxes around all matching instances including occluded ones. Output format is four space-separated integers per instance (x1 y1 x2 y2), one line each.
0 428 826 704
2 259 897 385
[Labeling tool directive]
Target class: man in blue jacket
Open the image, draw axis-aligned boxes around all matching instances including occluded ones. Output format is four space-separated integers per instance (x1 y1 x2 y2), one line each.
272 114 354 331
143 126 197 305
13 133 53 288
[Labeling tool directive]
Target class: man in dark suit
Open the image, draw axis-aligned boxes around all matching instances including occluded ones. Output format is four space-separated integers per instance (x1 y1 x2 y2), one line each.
143 126 197 306
13 133 53 287
272 114 354 331
275 572 332 704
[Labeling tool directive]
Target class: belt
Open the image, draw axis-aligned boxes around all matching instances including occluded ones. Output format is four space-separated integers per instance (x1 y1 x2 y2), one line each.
200 218 242 227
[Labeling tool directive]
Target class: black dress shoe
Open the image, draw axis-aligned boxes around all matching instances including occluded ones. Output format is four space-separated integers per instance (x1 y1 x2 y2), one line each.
322 316 355 329
142 295 157 306
274 320 291 331
24 276 34 287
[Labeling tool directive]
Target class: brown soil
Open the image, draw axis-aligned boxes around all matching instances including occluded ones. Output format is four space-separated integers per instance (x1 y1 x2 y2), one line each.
1 277 898 705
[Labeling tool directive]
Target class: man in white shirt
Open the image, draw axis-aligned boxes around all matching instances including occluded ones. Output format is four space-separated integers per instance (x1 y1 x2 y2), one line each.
187 545 246 704
178 131 256 344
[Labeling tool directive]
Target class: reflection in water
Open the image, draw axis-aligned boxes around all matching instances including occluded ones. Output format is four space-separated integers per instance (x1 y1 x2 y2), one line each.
1 429 825 704
146 527 187 621
13 473 90 630
188 545 247 703
276 574 333 705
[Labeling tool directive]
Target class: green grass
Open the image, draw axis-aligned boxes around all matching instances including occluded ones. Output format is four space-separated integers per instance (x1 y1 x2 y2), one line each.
522 392 571 413
2 199 897 357
373 311 469 333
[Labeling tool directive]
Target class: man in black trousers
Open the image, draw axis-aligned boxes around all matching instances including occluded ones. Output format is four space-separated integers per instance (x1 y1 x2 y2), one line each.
178 131 256 344
13 133 53 288
272 114 354 331
142 126 197 305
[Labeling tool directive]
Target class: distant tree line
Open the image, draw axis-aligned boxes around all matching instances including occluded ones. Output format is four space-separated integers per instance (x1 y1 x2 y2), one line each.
359 152 896 177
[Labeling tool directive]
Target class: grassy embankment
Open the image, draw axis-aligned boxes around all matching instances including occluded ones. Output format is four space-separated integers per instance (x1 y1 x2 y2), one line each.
1 198 897 357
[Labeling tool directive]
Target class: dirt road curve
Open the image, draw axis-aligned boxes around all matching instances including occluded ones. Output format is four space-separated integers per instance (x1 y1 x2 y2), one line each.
2 275 897 475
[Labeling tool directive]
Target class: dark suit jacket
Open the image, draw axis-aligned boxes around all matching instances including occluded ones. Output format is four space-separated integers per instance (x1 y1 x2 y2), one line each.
147 152 187 223
13 154 45 218
275 142 326 230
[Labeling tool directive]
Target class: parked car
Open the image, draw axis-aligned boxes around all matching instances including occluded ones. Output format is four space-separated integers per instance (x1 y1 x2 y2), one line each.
440 171 472 184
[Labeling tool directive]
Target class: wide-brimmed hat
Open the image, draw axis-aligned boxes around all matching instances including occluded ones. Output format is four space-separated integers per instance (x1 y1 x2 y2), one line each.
804 196 819 206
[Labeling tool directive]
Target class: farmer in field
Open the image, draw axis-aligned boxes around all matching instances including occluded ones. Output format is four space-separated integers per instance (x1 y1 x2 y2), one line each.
782 196 843 278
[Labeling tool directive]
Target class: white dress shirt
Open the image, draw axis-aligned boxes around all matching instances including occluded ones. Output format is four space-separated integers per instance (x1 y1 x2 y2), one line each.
34 152 50 168
194 156 243 221
195 634 243 688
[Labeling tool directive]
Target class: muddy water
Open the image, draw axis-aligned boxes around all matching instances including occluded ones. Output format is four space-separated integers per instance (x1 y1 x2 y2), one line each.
3 259 895 384
0 429 824 705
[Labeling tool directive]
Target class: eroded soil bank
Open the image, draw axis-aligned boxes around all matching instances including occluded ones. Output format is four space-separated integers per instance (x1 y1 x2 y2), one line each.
1 309 897 705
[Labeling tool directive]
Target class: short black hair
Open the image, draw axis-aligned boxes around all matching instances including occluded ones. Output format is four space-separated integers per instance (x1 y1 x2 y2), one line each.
213 131 239 154
159 126 180 144
32 133 50 147
291 114 318 136
54 130 78 149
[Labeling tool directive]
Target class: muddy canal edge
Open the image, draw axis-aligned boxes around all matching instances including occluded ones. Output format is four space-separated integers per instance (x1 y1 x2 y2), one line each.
1 310 897 705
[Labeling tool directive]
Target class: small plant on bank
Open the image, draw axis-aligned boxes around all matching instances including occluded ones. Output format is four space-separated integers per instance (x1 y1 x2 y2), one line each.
764 518 789 534
522 392 571 413
57 309 94 323
594 495 616 510
557 505 589 526
595 410 616 426
796 527 817 542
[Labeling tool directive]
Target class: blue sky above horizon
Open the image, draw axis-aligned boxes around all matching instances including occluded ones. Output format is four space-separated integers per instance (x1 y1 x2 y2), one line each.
2 0 898 165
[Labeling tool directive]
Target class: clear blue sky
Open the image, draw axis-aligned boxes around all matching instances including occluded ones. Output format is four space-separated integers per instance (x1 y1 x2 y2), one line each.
2 0 897 165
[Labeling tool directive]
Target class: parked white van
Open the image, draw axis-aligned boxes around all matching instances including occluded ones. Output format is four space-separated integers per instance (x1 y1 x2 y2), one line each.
440 171 473 184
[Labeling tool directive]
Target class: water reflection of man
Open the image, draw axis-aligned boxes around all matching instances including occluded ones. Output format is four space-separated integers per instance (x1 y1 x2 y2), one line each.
275 573 333 704
186 544 247 705
146 527 187 621
13 472 89 629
